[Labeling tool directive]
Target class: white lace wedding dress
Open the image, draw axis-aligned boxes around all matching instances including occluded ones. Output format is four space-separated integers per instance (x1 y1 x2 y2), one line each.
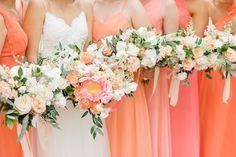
32 11 111 157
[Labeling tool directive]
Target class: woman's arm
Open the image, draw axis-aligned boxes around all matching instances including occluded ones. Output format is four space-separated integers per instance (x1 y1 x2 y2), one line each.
129 0 151 29
163 0 179 34
81 1 93 49
0 15 7 54
187 0 209 37
23 0 46 62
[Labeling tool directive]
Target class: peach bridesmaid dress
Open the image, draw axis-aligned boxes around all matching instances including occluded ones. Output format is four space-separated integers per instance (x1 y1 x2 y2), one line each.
0 0 27 156
93 3 152 157
171 0 200 157
144 0 172 157
199 4 236 157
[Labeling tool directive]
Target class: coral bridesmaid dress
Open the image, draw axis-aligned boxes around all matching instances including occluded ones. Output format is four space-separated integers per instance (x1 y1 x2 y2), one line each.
93 5 152 157
199 4 236 157
144 0 172 157
0 0 27 156
171 0 200 157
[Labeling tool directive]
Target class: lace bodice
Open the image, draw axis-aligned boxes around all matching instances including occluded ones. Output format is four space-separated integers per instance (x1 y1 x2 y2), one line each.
40 11 88 58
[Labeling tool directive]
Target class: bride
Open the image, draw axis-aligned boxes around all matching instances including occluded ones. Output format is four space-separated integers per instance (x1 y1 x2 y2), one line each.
23 0 110 156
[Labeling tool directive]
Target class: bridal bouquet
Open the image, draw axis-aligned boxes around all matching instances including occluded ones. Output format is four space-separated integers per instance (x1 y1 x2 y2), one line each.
41 43 137 138
0 63 68 140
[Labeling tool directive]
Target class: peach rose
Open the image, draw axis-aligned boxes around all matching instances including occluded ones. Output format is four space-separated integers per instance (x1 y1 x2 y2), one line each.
163 45 172 57
224 48 236 62
80 52 93 65
103 47 113 57
90 103 100 114
80 98 94 109
192 47 203 59
32 97 46 114
205 39 216 50
183 59 196 71
67 71 80 86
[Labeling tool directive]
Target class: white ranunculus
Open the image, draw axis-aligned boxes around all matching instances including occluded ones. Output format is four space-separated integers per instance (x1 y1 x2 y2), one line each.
214 40 223 48
42 67 61 79
137 27 148 38
116 41 127 52
87 43 98 53
124 82 138 94
18 86 27 94
127 43 139 56
146 36 158 45
100 108 111 119
54 92 67 108
141 49 158 68
113 90 125 101
116 51 128 60
177 72 187 80
14 95 33 115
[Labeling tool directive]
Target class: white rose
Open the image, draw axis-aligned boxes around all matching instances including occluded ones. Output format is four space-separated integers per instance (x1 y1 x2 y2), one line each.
127 43 139 56
120 29 133 41
141 49 157 68
54 92 67 108
42 67 61 79
14 95 33 115
208 53 219 67
176 45 186 61
195 56 209 70
177 72 187 80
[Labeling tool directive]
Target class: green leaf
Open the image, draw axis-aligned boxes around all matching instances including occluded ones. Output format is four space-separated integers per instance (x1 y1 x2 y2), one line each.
18 67 23 78
96 128 104 136
18 115 29 141
93 131 97 139
81 111 89 118
205 73 212 79
90 126 96 135
5 118 14 129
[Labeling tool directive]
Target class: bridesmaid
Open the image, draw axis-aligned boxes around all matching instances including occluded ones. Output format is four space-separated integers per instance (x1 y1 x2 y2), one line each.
93 0 153 157
140 0 179 156
200 0 236 157
0 0 27 156
172 0 209 157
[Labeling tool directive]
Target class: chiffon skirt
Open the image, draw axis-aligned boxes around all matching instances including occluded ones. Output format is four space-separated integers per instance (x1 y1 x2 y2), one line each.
144 69 172 157
0 115 22 157
170 72 200 157
106 80 152 157
199 71 236 157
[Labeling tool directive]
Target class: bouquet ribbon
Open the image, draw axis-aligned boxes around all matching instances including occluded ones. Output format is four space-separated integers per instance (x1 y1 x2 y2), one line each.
223 71 236 104
17 125 33 157
168 76 180 106
151 67 160 100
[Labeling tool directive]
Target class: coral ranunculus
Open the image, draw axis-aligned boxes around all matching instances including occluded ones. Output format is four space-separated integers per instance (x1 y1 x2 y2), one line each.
80 98 95 109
